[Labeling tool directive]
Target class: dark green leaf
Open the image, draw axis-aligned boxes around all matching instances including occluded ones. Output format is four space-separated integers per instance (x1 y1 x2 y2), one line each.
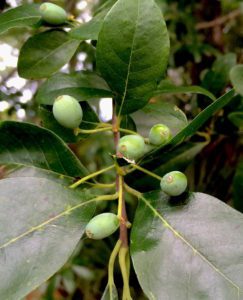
131 191 243 300
39 102 100 143
18 30 80 79
132 101 188 137
70 7 111 41
0 4 41 35
0 121 87 177
96 0 170 114
230 65 243 96
154 80 216 101
35 71 112 105
0 175 96 299
202 53 237 94
126 141 208 191
228 112 243 128
139 89 235 168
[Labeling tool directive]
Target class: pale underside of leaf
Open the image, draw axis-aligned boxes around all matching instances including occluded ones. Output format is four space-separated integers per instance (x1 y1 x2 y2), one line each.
0 176 96 300
131 192 243 300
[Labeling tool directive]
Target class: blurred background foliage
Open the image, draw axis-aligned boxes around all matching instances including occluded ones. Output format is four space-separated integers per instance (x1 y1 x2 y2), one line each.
0 0 243 299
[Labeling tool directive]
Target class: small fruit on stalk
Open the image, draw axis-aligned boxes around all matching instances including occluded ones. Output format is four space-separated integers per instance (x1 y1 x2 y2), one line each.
149 123 172 146
53 95 83 129
40 2 67 25
85 213 119 240
160 171 188 196
118 134 145 161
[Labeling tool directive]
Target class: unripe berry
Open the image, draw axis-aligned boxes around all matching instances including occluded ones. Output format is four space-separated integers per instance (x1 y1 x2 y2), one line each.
160 171 187 196
118 135 145 161
149 124 172 146
53 95 83 129
85 213 119 240
40 2 67 25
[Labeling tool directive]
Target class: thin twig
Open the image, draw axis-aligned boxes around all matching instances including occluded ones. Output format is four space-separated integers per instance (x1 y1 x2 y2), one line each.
196 9 241 30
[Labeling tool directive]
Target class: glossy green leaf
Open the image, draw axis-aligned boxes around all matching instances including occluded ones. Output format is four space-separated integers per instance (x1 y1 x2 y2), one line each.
39 102 100 143
0 4 41 35
18 30 80 79
96 0 170 114
139 89 235 167
154 80 216 100
126 141 208 191
0 174 96 300
233 161 243 213
228 111 243 128
101 284 119 300
230 65 243 96
70 0 117 40
202 53 237 94
131 191 243 300
0 121 87 177
35 71 112 105
132 101 188 137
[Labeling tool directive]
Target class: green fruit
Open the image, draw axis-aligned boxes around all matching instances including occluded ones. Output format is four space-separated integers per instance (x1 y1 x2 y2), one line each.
149 124 172 146
85 213 119 240
118 135 145 160
160 171 188 196
40 2 67 25
53 95 83 129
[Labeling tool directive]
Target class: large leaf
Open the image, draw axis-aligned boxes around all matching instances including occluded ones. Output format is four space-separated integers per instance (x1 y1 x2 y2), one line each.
0 121 87 177
96 0 170 114
230 65 243 96
35 71 112 105
39 101 100 143
139 89 235 167
126 141 208 191
131 191 243 300
132 100 188 137
154 80 216 101
18 30 80 79
0 4 41 35
0 175 96 300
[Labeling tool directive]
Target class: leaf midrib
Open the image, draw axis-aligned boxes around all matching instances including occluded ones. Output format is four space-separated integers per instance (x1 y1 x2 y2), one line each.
0 196 96 250
0 15 40 28
25 38 80 74
118 0 140 116
140 195 241 298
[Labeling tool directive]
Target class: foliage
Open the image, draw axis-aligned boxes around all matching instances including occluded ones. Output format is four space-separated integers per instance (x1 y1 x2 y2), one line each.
0 0 243 299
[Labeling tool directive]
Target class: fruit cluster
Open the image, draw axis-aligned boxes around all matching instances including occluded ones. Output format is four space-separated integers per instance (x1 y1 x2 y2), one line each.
51 95 188 240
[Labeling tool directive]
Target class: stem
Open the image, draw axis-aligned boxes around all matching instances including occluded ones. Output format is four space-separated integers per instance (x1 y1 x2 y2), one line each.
108 239 122 297
74 126 112 135
119 128 138 135
130 164 162 181
95 193 119 202
69 164 115 189
85 182 116 189
119 247 132 300
117 175 124 218
124 183 141 198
